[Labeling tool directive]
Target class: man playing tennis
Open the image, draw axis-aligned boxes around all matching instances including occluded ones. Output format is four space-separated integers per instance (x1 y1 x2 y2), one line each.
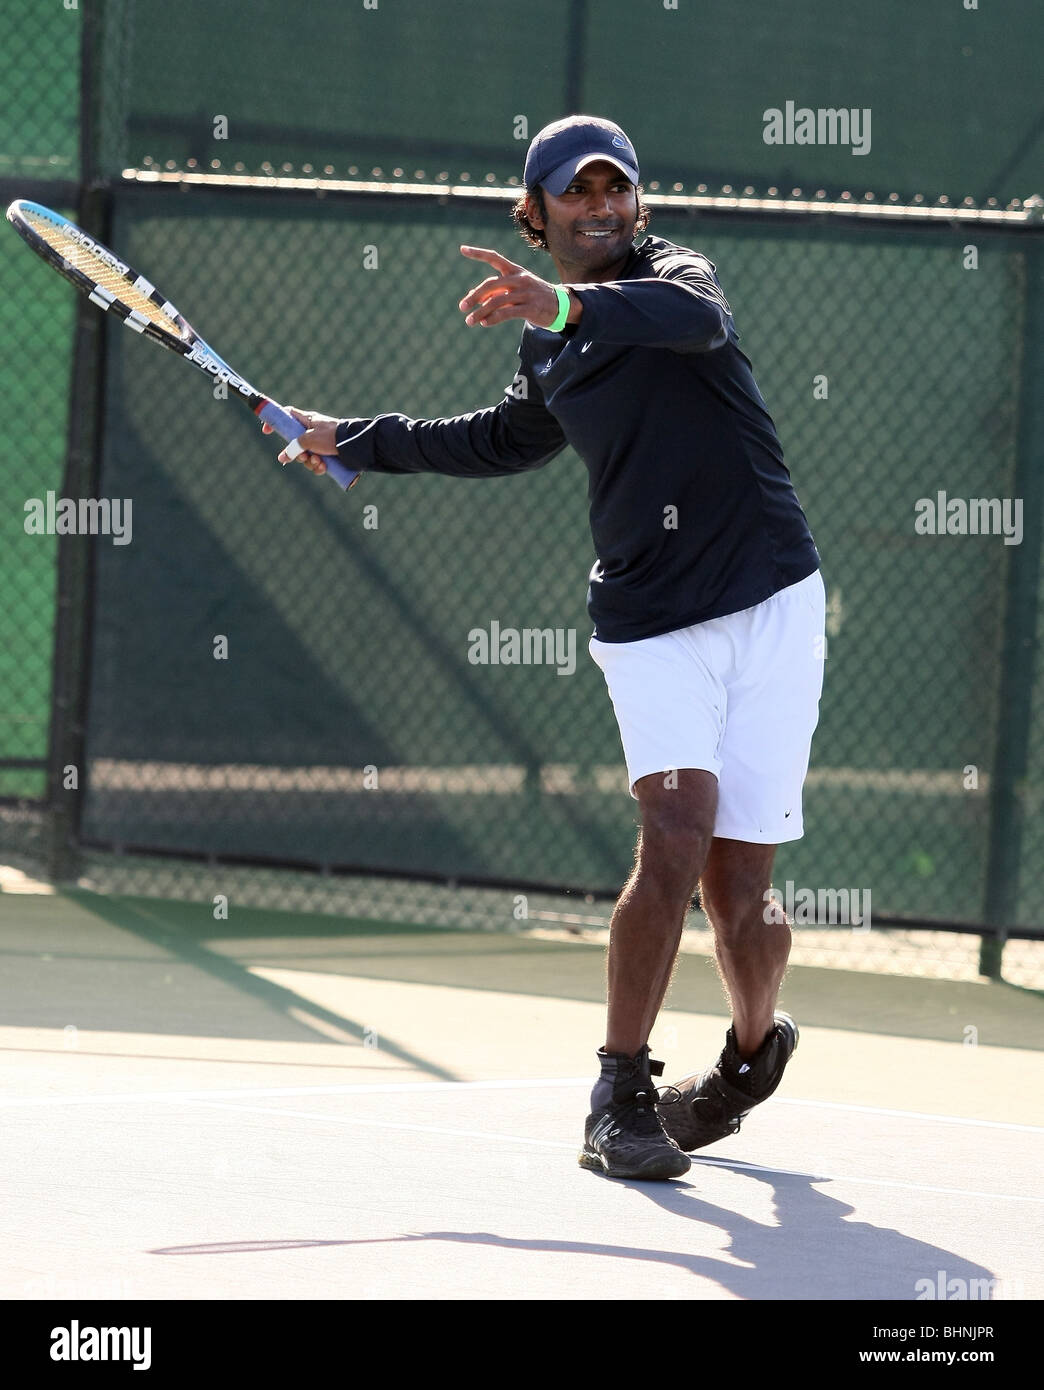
266 116 825 1181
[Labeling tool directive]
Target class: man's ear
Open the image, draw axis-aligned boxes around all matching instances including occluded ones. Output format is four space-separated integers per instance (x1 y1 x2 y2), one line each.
526 193 546 230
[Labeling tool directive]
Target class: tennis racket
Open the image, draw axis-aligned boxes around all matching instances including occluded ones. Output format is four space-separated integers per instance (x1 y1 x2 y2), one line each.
5 199 358 490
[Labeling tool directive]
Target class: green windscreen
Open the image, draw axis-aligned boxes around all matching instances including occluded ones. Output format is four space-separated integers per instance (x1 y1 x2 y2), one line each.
78 189 1035 922
0 0 80 799
0 4 79 181
102 0 1043 205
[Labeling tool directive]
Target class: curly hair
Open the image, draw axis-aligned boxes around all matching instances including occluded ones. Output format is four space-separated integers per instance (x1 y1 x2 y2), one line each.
512 184 651 250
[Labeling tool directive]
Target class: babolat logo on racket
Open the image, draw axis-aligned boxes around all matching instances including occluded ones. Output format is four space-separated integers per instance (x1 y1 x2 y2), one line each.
66 226 129 276
185 341 253 396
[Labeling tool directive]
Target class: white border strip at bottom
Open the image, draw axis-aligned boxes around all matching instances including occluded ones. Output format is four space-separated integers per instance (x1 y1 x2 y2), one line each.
1 1076 1041 1133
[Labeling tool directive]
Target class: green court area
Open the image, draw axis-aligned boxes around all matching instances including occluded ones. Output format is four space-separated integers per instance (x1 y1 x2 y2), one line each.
69 891 1044 1051
3 888 1042 1101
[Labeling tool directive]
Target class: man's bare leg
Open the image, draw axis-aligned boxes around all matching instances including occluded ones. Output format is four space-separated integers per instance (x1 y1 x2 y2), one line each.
699 836 788 1057
604 769 717 1055
653 835 797 1155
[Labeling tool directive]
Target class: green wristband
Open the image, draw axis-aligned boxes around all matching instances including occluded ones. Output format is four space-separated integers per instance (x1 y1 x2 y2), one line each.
548 285 571 332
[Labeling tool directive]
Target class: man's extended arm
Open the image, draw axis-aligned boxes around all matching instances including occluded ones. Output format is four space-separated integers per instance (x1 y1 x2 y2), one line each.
333 383 567 478
264 360 567 479
453 242 731 355
264 244 727 477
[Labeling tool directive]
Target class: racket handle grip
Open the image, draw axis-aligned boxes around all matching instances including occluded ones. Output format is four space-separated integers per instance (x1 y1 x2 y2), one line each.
258 400 359 491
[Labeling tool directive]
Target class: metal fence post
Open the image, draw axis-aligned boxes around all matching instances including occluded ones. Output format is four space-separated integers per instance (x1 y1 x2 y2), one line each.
45 4 109 882
981 238 1044 975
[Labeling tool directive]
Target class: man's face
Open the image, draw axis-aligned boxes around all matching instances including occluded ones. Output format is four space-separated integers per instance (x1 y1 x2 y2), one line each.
527 161 639 280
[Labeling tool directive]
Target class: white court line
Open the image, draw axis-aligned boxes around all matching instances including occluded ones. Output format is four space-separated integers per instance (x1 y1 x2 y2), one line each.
195 1100 1044 1206
2 1078 1044 1134
0 1077 592 1109
693 1155 1044 1205
1 1076 1042 1134
776 1097 1044 1134
194 1099 578 1151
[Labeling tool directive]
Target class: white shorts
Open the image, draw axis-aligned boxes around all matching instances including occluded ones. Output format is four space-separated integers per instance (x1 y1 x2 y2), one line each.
588 570 826 843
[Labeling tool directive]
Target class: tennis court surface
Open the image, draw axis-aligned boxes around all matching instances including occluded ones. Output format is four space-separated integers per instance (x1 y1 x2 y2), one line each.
2 886 1041 1302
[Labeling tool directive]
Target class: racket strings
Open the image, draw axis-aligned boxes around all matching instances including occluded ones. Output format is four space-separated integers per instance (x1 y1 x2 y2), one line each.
23 209 187 338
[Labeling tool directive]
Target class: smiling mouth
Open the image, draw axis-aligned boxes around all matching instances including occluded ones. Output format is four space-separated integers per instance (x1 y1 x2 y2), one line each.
578 228 620 238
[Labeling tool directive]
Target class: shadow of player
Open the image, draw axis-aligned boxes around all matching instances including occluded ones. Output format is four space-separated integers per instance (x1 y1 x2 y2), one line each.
151 1158 1002 1300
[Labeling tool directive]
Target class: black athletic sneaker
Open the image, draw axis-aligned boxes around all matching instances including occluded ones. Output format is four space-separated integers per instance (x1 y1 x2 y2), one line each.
657 1012 799 1153
579 1047 691 1180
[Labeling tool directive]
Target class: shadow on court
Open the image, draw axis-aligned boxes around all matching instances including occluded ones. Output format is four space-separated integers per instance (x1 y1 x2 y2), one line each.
147 1166 999 1300
56 891 1044 1050
0 890 459 1080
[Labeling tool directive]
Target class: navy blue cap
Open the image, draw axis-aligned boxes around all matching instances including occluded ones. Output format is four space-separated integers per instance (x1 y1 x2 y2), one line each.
523 115 640 196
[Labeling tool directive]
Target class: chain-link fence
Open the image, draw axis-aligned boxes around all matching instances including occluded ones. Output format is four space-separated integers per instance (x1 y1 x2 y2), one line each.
2 0 1043 993
65 190 1040 930
0 212 76 801
0 0 81 803
95 0 1044 208
0 3 80 185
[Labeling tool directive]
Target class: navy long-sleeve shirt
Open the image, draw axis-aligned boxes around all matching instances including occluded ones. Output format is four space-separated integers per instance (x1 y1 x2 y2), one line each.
334 234 819 642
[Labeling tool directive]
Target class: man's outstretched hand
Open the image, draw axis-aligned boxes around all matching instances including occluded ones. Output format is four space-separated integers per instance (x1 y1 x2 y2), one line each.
458 246 582 328
261 408 339 474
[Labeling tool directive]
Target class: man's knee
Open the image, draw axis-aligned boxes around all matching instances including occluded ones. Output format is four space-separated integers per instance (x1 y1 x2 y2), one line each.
637 825 712 900
634 774 716 900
